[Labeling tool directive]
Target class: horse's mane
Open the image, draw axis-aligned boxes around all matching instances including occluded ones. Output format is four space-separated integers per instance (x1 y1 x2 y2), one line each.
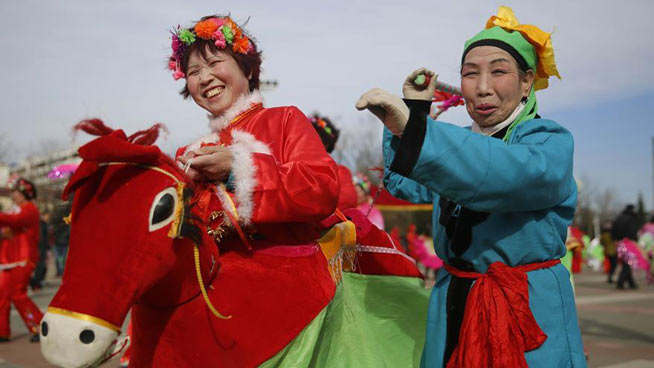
73 118 187 179
74 118 168 146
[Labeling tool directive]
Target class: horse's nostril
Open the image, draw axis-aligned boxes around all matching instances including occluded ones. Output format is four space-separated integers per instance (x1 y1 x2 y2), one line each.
41 321 48 337
79 329 95 344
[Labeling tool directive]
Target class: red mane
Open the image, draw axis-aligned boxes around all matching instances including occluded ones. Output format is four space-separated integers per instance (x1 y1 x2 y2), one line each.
63 118 187 199
73 118 170 146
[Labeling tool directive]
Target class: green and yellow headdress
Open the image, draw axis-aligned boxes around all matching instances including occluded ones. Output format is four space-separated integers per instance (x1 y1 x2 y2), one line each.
462 6 562 141
463 6 561 91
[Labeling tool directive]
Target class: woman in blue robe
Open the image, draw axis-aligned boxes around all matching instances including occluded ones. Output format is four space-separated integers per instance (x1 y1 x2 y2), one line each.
356 6 586 368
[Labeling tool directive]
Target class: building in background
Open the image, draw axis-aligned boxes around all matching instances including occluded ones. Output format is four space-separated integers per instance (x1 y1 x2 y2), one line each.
3 147 80 213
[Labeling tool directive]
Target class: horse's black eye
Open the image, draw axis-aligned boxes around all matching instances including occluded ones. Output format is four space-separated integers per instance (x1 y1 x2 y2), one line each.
152 193 174 225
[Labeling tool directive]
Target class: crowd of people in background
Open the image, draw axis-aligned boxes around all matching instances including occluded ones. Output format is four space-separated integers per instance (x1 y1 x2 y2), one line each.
0 179 72 343
565 205 654 290
25 198 72 291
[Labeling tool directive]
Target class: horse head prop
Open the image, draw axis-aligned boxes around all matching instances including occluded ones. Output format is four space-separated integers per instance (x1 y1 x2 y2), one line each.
40 119 219 367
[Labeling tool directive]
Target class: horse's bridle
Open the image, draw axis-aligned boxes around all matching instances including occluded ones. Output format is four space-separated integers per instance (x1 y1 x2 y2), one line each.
92 163 228 317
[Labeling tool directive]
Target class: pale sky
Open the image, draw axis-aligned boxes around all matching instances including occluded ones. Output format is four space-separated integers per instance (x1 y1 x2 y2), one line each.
1 1 653 209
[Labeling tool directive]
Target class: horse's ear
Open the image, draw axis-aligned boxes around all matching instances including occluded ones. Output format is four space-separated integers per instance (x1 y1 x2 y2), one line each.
78 130 162 164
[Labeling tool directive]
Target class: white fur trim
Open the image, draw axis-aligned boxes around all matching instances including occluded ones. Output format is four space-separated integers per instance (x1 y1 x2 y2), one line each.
214 185 236 227
216 130 271 226
185 132 221 154
209 90 263 133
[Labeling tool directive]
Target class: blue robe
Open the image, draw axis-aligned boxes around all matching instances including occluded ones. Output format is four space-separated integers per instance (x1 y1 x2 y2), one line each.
383 113 587 367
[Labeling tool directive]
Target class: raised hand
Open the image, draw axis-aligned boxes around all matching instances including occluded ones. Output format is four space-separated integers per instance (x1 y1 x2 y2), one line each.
355 88 409 136
403 68 438 101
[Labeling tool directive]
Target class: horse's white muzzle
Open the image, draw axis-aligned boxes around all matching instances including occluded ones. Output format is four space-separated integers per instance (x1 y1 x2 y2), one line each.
40 310 128 368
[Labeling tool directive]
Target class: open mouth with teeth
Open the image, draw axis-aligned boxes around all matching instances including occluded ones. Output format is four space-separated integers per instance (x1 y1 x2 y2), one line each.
205 87 224 98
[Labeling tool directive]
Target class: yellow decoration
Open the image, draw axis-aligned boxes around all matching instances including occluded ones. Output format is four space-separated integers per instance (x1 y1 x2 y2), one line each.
194 245 231 319
317 221 358 283
486 6 561 90
47 307 122 332
167 182 185 238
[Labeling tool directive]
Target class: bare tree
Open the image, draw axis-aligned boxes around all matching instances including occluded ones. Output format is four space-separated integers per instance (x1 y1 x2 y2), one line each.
332 114 384 185
0 133 14 164
594 187 619 223
29 138 68 158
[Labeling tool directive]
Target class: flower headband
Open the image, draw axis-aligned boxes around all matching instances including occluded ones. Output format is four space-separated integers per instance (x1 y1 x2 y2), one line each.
11 177 36 200
353 174 371 194
168 16 254 80
309 115 335 136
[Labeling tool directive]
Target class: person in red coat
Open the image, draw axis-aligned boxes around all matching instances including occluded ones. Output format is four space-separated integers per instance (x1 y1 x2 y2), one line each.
0 178 44 342
309 113 358 210
173 15 340 246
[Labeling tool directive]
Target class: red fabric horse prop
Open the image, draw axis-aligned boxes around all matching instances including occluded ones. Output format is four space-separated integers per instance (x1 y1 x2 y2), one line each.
40 120 426 367
39 120 343 367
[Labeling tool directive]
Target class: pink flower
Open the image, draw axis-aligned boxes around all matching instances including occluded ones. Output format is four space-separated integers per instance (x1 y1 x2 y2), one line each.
171 33 182 52
173 69 185 80
211 17 226 28
168 60 177 71
212 30 226 48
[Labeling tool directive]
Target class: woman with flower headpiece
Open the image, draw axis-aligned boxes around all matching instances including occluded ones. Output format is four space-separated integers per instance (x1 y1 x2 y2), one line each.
309 113 358 210
353 173 385 230
160 14 348 366
0 178 44 343
357 6 586 367
171 16 338 242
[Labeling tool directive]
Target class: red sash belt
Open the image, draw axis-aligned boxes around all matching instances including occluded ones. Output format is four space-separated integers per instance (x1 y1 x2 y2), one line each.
443 259 561 368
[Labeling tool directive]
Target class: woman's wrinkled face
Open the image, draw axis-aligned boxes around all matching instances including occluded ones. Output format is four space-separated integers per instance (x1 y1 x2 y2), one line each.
461 46 533 127
186 48 250 117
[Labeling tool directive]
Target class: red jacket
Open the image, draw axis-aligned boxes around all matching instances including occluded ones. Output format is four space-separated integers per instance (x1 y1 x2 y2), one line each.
336 165 357 210
177 94 339 245
0 201 40 266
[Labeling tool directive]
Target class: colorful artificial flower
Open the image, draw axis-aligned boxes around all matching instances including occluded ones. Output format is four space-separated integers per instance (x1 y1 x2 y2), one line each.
227 18 243 40
213 29 226 48
173 70 185 80
171 33 182 53
178 29 196 45
212 17 226 28
221 25 234 44
195 19 219 39
168 16 254 80
233 36 250 54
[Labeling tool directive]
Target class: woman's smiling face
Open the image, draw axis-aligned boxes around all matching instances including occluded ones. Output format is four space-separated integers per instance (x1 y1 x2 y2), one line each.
461 46 533 127
186 47 251 117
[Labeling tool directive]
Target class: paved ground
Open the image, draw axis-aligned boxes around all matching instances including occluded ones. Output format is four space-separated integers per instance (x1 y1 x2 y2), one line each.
0 259 652 367
575 270 654 367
